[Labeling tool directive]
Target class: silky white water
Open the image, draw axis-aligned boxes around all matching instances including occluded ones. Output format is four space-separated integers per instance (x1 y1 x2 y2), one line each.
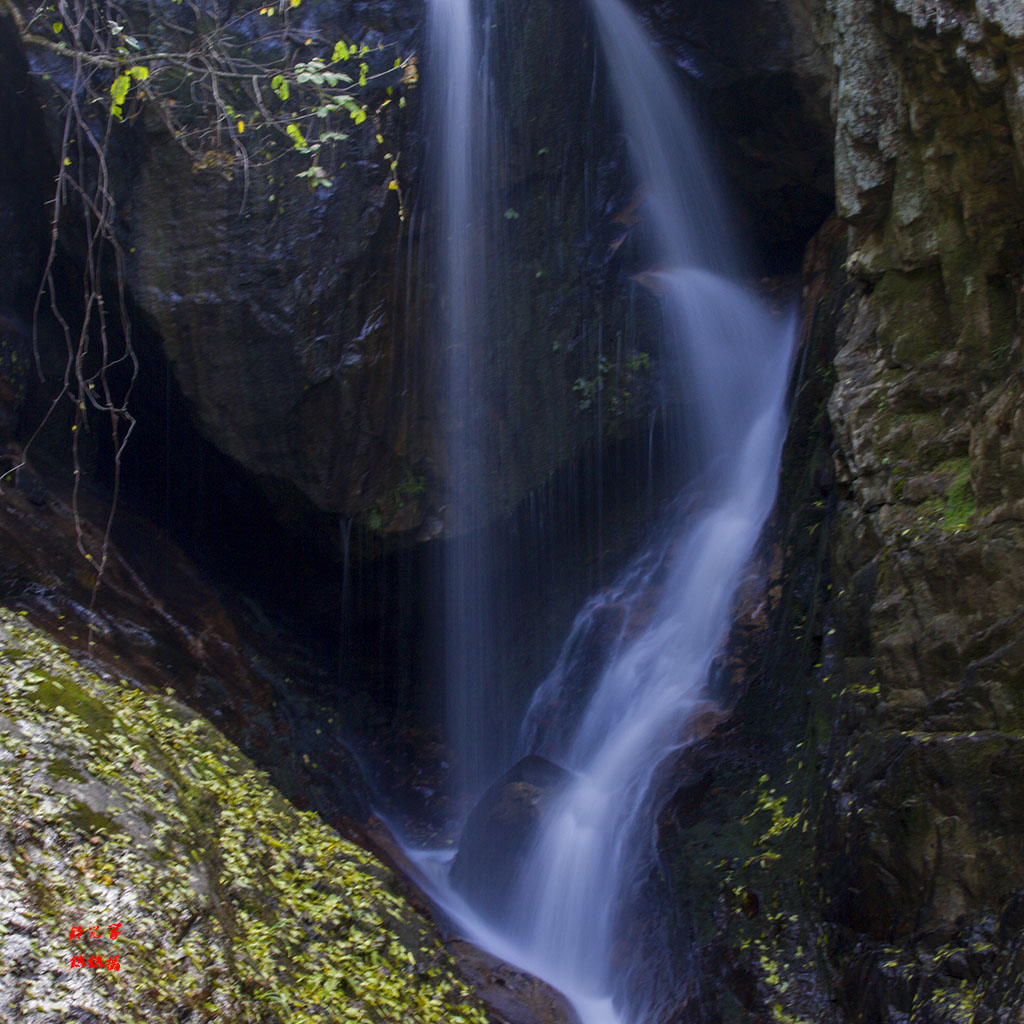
429 0 503 805
413 0 798 1021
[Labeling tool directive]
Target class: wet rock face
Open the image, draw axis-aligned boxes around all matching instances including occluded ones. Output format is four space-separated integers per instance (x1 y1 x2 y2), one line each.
120 1 422 525
446 938 581 1024
449 755 571 923
114 0 663 541
822 0 1024 939
640 0 835 269
6 0 837 552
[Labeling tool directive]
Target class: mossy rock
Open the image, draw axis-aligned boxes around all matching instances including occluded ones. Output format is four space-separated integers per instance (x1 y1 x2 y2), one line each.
0 609 492 1024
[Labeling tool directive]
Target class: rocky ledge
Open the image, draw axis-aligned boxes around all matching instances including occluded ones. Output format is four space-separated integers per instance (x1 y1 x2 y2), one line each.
0 609 494 1024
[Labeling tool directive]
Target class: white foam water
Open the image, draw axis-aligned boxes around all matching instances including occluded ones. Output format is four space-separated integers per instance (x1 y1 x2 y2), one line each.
414 0 798 1020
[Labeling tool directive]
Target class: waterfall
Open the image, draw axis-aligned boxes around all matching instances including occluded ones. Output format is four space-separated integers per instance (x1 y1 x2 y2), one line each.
428 0 505 807
412 0 797 1021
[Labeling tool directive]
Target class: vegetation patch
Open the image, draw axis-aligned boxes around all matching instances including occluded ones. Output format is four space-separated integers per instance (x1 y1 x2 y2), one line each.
366 471 427 533
915 457 977 533
0 609 490 1024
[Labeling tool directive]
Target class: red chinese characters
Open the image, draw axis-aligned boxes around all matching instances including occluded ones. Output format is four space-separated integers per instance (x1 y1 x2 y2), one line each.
69 922 122 943
66 922 124 971
69 956 120 970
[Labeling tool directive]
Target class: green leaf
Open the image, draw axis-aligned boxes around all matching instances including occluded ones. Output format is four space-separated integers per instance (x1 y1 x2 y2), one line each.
271 74 290 101
332 40 351 62
342 98 366 123
52 22 62 33
358 62 368 87
110 71 131 117
285 123 307 148
128 65 148 80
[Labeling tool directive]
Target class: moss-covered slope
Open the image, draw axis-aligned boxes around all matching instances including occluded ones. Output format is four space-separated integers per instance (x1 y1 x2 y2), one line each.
0 608 490 1024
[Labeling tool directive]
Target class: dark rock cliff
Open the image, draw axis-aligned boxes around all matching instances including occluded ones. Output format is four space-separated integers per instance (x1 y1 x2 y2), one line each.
0 15 51 441
660 1 1024 1021
821 0 1024 1017
2 0 833 551
0 0 834 707
9 0 663 547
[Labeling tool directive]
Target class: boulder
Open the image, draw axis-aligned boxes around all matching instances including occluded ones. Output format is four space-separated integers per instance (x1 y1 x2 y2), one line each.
449 754 571 921
447 938 581 1024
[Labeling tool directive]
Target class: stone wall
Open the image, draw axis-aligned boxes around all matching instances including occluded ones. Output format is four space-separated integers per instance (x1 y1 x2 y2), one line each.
661 2 1024 1020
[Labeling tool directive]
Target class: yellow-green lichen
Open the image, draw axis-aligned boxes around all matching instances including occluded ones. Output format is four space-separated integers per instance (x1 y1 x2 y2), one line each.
0 609 490 1024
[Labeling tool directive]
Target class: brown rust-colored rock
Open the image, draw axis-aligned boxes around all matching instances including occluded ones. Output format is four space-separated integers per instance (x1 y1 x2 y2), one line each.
446 939 581 1024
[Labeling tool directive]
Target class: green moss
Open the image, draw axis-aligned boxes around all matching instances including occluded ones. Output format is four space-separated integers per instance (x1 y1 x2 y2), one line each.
572 349 652 419
941 463 975 531
914 458 977 532
48 757 87 783
65 798 122 835
986 276 1016 370
0 609 491 1024
26 669 117 740
876 268 949 365
366 469 427 532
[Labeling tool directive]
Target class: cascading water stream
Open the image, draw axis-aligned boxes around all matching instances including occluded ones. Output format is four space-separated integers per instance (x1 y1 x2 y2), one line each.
408 1 798 1022
429 0 503 807
501 273 793 1023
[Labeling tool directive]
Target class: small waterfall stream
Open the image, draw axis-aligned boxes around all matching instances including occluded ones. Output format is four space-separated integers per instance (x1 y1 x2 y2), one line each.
428 0 504 805
409 1 798 1021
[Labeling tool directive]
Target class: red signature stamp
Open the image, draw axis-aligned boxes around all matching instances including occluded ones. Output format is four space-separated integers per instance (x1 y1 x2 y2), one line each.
68 923 122 970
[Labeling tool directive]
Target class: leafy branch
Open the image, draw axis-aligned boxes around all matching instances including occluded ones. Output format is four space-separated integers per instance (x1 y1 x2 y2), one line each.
0 0 415 633
4 0 415 192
